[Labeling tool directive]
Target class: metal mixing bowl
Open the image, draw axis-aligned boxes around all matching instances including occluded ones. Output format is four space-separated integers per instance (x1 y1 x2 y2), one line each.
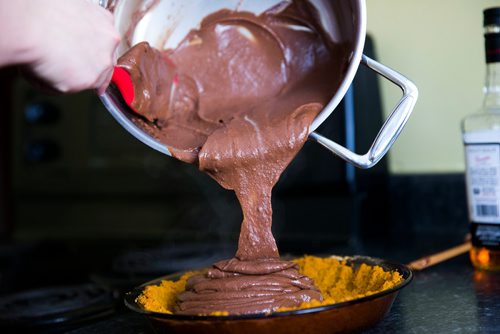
97 0 418 169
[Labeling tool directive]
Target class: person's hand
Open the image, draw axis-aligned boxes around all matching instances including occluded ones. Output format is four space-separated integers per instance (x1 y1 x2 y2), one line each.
0 0 120 94
27 0 121 94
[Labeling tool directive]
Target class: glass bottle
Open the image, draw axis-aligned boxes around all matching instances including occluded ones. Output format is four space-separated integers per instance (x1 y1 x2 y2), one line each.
462 7 500 271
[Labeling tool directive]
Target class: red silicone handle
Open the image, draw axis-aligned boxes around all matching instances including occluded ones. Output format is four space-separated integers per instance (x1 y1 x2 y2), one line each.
111 67 136 111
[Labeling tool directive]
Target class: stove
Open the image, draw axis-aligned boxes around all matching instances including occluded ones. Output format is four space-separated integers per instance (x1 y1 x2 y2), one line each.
0 284 115 333
0 241 235 333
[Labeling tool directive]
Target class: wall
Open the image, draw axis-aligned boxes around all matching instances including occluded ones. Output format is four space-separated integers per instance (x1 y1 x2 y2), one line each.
366 0 499 174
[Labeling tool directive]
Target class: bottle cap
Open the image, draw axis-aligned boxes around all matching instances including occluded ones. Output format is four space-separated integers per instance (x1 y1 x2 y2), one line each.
484 8 500 63
484 7 500 27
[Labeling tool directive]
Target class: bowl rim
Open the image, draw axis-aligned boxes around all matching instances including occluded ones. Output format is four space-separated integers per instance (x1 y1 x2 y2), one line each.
123 255 413 321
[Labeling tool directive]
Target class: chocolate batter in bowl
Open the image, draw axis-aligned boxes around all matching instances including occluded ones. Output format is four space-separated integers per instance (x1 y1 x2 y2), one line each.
99 0 418 169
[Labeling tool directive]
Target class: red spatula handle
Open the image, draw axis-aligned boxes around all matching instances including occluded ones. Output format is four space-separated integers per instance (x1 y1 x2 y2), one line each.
111 67 135 111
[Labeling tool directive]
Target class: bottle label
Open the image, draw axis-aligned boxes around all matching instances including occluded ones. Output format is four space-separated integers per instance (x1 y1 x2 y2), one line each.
464 130 500 249
464 143 500 222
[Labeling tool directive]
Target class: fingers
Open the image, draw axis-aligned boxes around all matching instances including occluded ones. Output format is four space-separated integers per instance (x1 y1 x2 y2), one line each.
95 30 120 95
96 66 115 95
24 0 122 94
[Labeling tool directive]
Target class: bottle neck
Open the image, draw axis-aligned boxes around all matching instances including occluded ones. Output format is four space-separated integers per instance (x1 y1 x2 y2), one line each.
484 24 500 111
484 62 500 111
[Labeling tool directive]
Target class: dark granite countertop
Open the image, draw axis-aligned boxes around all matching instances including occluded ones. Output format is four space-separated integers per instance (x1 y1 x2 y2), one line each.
366 255 499 333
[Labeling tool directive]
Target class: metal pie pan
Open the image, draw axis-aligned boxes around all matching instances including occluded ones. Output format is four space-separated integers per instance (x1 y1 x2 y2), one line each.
124 255 412 334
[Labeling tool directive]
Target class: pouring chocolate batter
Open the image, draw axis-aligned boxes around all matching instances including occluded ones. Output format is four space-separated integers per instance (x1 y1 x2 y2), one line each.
117 1 350 315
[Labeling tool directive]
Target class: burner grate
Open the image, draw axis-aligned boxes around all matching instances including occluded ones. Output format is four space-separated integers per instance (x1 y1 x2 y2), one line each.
0 284 115 330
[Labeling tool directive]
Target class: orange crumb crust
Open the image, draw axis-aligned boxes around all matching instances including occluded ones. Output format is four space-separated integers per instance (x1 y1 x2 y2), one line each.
136 255 403 315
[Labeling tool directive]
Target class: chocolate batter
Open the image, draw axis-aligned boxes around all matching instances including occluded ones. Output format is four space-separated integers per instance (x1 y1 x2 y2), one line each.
117 1 350 315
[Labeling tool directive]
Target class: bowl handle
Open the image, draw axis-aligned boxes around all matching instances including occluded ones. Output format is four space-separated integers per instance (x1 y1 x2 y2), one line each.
309 55 418 169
